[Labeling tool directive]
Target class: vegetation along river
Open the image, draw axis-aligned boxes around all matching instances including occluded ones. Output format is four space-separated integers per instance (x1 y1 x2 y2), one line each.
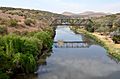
16 26 120 79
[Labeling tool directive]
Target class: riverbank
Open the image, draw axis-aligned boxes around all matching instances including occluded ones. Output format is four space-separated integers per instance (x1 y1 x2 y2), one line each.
70 26 120 61
0 27 54 79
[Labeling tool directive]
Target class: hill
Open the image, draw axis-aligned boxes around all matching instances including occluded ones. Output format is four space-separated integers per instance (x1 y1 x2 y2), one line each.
0 7 65 34
62 11 110 18
62 12 75 16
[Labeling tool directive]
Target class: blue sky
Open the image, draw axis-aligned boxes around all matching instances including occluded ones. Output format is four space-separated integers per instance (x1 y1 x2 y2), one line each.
0 0 120 13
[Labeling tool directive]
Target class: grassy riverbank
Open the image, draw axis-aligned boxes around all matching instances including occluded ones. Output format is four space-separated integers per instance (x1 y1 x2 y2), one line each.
0 28 54 79
0 7 63 79
71 26 120 61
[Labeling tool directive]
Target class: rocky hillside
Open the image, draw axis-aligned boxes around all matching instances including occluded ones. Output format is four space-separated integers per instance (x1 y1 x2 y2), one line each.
0 7 66 34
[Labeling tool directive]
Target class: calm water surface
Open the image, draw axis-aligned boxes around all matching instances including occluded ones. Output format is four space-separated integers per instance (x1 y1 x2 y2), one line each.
16 26 120 79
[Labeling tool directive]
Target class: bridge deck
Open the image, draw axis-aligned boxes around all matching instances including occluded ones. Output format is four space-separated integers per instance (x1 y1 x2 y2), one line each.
54 41 87 43
53 41 89 48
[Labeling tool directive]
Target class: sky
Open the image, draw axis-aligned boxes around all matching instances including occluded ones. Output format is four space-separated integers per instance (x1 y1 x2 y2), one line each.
0 0 120 14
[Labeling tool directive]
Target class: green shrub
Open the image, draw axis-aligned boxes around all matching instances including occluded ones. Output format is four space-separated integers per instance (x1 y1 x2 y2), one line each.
0 25 7 35
34 31 53 49
12 53 36 73
20 37 43 57
9 19 18 27
1 34 42 58
85 21 94 32
24 18 35 26
0 46 11 79
112 35 120 44
0 30 53 77
21 54 36 73
12 30 21 35
43 27 54 36
26 31 53 49
0 34 43 75
2 34 22 57
0 18 8 25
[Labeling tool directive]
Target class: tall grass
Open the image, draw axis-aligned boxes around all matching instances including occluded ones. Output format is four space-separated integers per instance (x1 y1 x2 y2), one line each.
0 31 53 78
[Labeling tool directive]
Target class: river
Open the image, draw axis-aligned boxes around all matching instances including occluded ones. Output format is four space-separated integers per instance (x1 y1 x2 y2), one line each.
15 26 120 79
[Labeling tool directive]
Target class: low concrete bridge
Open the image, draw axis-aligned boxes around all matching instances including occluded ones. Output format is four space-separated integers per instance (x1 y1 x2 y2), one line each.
54 41 87 43
53 40 90 48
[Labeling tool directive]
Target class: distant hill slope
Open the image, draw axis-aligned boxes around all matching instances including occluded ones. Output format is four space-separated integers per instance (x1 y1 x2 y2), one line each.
62 12 75 16
0 7 66 33
62 11 110 18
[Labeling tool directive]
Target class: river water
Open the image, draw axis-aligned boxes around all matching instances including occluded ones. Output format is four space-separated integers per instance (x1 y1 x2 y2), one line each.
16 26 120 79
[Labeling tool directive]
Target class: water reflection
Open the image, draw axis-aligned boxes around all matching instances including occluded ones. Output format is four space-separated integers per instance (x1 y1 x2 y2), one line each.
54 26 83 41
37 47 120 79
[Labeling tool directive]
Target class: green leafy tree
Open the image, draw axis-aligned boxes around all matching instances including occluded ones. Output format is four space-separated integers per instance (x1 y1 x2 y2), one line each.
85 20 94 32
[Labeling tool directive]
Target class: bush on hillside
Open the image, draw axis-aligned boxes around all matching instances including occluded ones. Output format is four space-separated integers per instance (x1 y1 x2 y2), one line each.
0 25 7 35
24 18 35 26
112 35 120 44
9 19 18 27
114 18 120 27
0 18 8 25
